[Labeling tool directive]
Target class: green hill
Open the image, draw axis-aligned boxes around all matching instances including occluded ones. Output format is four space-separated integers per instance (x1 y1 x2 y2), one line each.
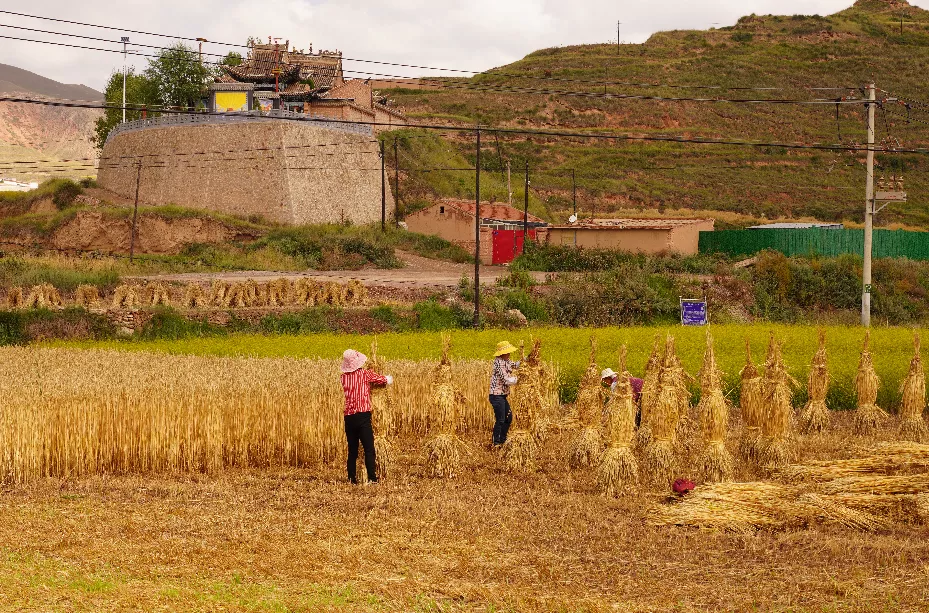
383 0 929 228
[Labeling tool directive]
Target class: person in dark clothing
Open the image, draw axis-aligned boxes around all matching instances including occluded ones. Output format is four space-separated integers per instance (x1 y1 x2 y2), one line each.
489 340 520 447
340 349 393 484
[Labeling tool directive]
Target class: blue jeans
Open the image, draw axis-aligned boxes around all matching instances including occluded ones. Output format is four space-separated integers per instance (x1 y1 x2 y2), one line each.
489 394 512 446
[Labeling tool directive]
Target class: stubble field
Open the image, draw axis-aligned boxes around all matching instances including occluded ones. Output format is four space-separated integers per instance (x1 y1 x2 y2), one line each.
4 325 929 611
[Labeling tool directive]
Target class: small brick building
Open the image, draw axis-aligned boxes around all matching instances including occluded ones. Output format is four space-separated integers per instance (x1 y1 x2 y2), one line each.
545 218 715 255
405 200 547 265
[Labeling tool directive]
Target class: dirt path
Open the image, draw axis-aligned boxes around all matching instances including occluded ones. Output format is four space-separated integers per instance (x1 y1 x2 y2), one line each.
135 251 546 290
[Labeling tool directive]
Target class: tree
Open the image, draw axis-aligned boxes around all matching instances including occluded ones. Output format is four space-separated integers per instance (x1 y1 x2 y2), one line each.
221 52 243 67
144 43 211 110
92 68 158 150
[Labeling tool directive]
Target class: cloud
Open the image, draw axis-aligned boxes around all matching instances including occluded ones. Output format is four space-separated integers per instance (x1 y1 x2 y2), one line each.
3 0 927 91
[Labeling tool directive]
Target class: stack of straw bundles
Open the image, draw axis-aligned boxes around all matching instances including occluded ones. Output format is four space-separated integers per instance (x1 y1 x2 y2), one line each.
643 335 688 485
502 340 544 473
758 334 796 470
799 330 830 434
739 339 764 461
569 337 605 469
697 330 733 482
597 345 639 496
854 331 888 434
899 334 928 443
424 335 469 478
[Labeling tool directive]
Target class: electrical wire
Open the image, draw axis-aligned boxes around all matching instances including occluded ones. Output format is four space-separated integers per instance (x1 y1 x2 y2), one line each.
0 32 867 106
5 96 917 155
0 11 858 92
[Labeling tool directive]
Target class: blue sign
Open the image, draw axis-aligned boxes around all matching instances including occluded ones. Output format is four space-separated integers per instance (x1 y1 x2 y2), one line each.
681 300 708 326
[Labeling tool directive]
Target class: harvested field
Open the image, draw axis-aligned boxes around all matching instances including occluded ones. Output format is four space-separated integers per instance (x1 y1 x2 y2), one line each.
2 431 928 612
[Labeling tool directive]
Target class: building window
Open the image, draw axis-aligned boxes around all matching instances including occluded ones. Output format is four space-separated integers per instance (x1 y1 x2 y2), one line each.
439 206 445 214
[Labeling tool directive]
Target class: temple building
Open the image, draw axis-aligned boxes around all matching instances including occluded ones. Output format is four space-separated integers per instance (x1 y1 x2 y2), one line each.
208 39 406 132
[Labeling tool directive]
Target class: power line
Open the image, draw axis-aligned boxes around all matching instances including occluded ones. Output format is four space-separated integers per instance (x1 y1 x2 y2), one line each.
6 95 929 155
0 10 857 92
0 31 866 107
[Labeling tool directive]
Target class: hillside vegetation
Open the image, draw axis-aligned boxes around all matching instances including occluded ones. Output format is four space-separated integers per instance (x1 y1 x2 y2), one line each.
385 0 929 228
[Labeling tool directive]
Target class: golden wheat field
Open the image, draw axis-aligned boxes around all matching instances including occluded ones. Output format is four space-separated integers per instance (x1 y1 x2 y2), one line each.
2 342 929 612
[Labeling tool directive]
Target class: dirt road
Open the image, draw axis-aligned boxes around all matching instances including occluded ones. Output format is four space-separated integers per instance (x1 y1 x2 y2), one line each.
137 251 547 290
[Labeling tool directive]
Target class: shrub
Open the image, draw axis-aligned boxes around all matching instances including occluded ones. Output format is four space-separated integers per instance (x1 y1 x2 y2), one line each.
139 307 226 340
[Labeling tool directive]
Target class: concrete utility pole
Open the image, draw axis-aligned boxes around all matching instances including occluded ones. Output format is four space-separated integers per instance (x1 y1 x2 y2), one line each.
394 137 400 217
121 37 129 123
474 128 481 328
197 37 207 64
523 161 529 243
862 83 876 328
129 159 142 263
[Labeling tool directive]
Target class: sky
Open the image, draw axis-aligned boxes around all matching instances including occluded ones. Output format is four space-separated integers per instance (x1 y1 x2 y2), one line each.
3 0 928 92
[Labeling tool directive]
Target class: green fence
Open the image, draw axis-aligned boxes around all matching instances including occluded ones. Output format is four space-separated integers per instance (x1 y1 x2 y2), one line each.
699 228 929 261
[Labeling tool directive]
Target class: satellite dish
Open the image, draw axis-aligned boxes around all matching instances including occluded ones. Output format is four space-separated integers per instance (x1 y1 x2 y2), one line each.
568 214 578 224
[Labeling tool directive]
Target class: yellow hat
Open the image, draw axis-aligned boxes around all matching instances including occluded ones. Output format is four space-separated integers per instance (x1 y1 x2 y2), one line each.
494 340 519 357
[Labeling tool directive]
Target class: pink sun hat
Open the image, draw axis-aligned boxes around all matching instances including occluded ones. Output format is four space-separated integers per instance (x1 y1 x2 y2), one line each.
341 349 368 373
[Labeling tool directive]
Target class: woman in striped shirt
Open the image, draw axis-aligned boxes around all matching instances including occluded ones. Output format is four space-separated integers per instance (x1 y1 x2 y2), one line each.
489 341 520 447
340 349 393 484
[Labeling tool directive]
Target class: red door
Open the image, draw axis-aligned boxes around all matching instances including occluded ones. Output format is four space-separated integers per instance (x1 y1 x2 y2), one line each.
492 229 536 265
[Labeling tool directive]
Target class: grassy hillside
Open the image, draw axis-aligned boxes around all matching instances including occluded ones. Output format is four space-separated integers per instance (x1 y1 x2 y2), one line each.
384 0 929 228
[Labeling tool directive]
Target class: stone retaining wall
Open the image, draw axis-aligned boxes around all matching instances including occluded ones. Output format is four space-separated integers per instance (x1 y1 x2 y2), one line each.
98 120 394 225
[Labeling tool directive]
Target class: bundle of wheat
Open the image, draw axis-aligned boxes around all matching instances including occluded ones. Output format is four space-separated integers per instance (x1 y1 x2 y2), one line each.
73 284 100 308
758 334 796 470
5 287 23 309
854 331 888 434
267 279 293 307
697 330 733 483
643 336 690 485
244 279 264 307
368 339 396 481
597 345 639 496
182 284 209 309
779 442 929 482
322 281 347 306
634 336 663 451
24 283 62 309
899 334 928 443
293 278 319 307
738 340 764 461
111 285 140 309
345 279 368 305
209 281 230 307
799 330 830 434
569 337 605 469
502 340 544 473
223 283 249 308
148 282 172 307
424 335 469 478
653 481 797 532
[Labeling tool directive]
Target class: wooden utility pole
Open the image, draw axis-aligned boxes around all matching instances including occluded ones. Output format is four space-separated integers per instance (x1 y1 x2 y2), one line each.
474 128 481 328
393 137 400 219
572 169 577 216
129 159 142 263
507 160 512 206
523 161 529 241
862 83 876 327
380 140 386 232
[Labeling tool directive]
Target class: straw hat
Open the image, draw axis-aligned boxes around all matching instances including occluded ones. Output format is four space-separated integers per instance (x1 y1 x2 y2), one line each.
600 368 618 380
494 341 519 358
341 349 368 373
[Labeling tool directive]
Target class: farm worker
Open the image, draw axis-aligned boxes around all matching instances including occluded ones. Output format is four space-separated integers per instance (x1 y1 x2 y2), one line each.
601 368 644 425
600 368 644 404
489 340 520 447
340 349 393 485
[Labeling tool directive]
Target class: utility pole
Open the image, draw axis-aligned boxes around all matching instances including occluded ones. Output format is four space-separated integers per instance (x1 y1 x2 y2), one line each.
506 160 512 207
572 169 577 217
121 37 129 123
523 161 529 243
474 128 481 328
197 38 208 65
617 21 621 52
862 82 876 328
380 140 386 232
394 137 400 219
129 159 142 263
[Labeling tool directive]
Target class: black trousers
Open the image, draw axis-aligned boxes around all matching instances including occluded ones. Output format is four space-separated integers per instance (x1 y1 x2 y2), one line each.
489 394 512 446
345 411 376 483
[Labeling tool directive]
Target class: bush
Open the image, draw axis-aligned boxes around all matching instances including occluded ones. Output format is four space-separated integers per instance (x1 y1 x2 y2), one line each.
414 300 470 330
512 243 728 275
139 307 226 340
547 268 681 327
259 308 333 335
